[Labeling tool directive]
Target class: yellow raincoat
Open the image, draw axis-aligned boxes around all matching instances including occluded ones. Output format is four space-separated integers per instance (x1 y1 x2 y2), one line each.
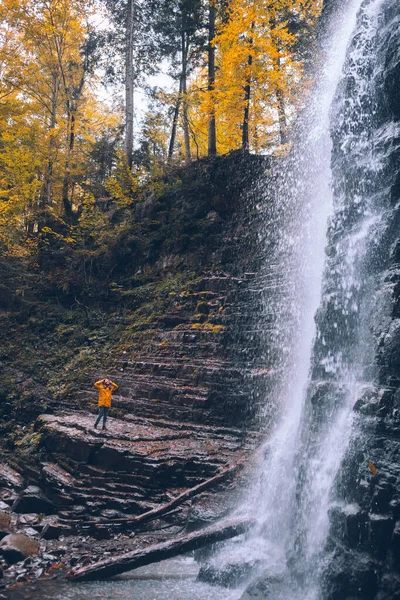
94 380 118 408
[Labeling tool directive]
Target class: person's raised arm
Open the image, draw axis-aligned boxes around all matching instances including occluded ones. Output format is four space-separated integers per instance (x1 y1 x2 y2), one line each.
110 381 118 391
94 380 103 389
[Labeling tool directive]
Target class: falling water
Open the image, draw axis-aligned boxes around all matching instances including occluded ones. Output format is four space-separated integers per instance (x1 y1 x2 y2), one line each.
224 0 389 598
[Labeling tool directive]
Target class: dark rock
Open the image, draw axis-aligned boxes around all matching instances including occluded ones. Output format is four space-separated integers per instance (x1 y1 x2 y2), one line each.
322 550 378 600
379 574 400 600
40 522 62 540
0 534 39 565
93 527 111 541
12 486 55 515
391 522 400 569
33 413 258 528
0 465 24 491
17 513 40 527
370 483 393 514
353 387 382 416
329 504 369 549
198 559 259 588
0 513 11 540
21 527 40 539
239 574 285 600
369 514 395 559
389 496 400 521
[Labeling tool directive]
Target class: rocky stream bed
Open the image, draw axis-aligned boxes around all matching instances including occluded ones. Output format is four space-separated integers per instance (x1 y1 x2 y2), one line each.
0 411 261 595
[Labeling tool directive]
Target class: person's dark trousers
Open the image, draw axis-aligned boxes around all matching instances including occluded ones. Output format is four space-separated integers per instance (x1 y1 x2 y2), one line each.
95 406 109 429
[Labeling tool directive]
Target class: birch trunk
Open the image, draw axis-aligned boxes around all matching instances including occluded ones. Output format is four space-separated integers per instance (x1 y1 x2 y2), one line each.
125 0 135 168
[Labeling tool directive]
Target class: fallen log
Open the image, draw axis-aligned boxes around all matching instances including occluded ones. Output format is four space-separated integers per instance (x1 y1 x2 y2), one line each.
78 462 241 529
68 515 255 582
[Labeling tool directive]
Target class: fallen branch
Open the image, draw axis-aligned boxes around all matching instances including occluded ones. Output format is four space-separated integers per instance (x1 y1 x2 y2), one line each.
68 516 255 581
78 462 241 528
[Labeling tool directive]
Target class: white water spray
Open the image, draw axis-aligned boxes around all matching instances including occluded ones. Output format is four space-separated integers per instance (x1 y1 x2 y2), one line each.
241 0 365 562
219 1 387 598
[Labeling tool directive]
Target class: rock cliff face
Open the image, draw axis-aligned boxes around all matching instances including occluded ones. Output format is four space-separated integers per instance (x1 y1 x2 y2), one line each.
0 151 276 588
312 1 400 597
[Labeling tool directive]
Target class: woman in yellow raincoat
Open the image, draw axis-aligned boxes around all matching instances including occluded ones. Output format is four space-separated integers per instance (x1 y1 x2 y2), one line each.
94 378 118 430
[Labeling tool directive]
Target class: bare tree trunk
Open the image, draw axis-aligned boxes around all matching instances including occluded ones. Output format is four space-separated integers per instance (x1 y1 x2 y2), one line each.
62 107 75 222
61 70 85 222
125 0 135 168
276 87 287 145
242 32 253 151
181 31 191 164
77 463 241 528
68 517 255 582
42 72 59 209
168 33 190 162
168 78 184 161
207 0 217 156
276 57 287 144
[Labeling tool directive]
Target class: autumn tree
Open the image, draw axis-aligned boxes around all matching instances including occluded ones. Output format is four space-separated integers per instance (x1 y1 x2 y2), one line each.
0 0 119 242
150 0 207 163
188 0 322 154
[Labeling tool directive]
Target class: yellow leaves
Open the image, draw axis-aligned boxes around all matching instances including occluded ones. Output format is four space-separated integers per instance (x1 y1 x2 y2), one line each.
41 226 75 246
0 0 113 237
186 0 322 155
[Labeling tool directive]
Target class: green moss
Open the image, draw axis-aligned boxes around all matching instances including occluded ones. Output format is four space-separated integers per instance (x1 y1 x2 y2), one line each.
191 322 225 335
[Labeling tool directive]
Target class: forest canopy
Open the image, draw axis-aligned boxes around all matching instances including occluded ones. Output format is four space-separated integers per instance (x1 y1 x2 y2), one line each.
0 0 323 254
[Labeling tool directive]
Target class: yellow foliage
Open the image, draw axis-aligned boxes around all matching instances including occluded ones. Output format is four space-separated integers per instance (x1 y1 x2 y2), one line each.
0 0 113 248
187 0 322 155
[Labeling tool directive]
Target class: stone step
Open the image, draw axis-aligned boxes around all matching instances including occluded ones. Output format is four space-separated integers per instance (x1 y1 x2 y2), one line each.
41 462 79 490
69 491 156 514
0 463 24 490
73 477 145 496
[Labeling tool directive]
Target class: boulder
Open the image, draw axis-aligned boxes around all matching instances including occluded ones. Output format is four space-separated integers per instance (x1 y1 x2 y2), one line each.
322 549 378 600
198 559 259 588
0 534 39 565
40 522 62 540
370 483 394 514
12 486 55 515
0 512 11 539
329 504 369 549
239 574 285 600
369 514 394 559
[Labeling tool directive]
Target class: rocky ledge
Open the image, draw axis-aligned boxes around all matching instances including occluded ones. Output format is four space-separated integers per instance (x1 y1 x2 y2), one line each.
0 411 260 592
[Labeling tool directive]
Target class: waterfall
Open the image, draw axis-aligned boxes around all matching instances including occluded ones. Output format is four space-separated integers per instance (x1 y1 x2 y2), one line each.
213 0 392 598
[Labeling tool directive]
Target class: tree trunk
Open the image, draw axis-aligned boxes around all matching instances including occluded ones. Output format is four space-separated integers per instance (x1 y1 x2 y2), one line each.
168 78 184 161
77 463 241 528
207 0 217 156
181 31 191 164
168 33 190 162
62 107 75 222
276 87 287 145
68 516 255 582
61 70 85 222
242 39 253 151
42 72 59 209
276 58 287 145
125 0 135 168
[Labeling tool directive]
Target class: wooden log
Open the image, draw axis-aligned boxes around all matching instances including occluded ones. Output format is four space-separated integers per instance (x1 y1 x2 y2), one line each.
68 516 255 582
78 462 241 529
